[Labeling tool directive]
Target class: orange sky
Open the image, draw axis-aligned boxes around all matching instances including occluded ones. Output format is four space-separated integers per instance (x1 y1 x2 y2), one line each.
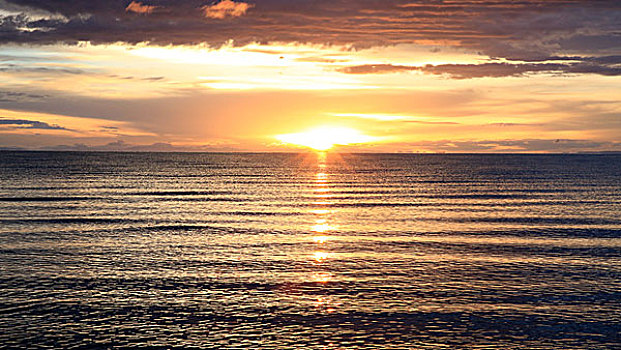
0 0 619 152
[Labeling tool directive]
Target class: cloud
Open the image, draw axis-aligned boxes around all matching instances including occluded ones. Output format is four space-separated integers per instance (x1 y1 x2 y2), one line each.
338 61 621 78
0 64 84 75
0 90 47 102
337 64 418 75
0 118 67 130
142 76 164 81
422 63 567 79
584 55 621 65
558 35 621 52
201 0 253 19
0 0 67 22
565 63 621 76
330 112 460 124
125 1 158 15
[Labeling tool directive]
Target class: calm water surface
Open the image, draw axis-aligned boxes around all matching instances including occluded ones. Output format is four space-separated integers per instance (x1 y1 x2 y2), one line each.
0 152 620 349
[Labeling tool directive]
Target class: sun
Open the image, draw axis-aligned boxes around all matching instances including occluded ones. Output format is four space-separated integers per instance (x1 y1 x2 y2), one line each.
275 126 377 151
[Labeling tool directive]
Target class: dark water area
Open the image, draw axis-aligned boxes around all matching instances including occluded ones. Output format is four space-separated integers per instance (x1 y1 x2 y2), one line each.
0 151 620 349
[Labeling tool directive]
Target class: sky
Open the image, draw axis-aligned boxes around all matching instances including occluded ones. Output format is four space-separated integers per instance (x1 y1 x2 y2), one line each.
0 0 620 152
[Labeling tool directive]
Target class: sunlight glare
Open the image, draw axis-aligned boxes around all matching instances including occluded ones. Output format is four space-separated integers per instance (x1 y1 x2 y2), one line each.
276 126 378 151
311 223 333 233
313 235 329 243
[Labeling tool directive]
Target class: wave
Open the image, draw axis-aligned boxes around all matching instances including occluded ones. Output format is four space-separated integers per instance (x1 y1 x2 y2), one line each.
0 218 145 224
125 190 234 196
0 197 97 202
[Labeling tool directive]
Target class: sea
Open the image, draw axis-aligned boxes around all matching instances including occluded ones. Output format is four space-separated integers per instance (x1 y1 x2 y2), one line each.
0 151 619 349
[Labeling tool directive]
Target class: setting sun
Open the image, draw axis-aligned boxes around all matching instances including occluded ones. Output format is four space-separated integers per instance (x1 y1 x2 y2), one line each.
275 126 378 151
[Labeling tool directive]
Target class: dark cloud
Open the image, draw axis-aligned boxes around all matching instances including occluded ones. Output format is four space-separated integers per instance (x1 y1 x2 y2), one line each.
0 90 47 102
528 55 621 64
423 63 567 79
584 55 621 64
0 118 67 130
565 63 621 76
338 61 621 78
558 35 621 52
142 76 165 81
0 0 619 61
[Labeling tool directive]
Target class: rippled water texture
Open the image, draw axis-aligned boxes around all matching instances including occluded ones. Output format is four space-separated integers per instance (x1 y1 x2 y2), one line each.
1 152 620 349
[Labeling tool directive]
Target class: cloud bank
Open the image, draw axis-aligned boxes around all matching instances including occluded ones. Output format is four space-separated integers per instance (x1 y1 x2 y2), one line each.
0 0 619 61
338 60 621 78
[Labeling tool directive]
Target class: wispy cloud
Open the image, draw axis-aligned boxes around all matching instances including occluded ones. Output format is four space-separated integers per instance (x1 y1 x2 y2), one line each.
337 64 418 75
0 118 67 130
0 90 47 102
330 113 458 124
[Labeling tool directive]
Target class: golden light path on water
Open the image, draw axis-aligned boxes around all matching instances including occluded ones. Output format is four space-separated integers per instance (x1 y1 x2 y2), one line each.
311 153 333 262
309 151 338 312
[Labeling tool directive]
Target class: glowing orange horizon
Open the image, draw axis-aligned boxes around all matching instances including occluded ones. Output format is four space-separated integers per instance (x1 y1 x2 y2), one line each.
275 126 378 151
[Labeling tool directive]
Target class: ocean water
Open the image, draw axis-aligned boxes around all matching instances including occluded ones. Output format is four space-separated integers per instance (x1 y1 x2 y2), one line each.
0 151 620 349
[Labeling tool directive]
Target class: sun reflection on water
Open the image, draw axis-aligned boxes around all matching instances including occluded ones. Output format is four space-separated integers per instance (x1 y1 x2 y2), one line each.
313 235 329 244
311 223 333 233
305 152 340 312
311 272 333 284
313 251 330 263
310 209 330 215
